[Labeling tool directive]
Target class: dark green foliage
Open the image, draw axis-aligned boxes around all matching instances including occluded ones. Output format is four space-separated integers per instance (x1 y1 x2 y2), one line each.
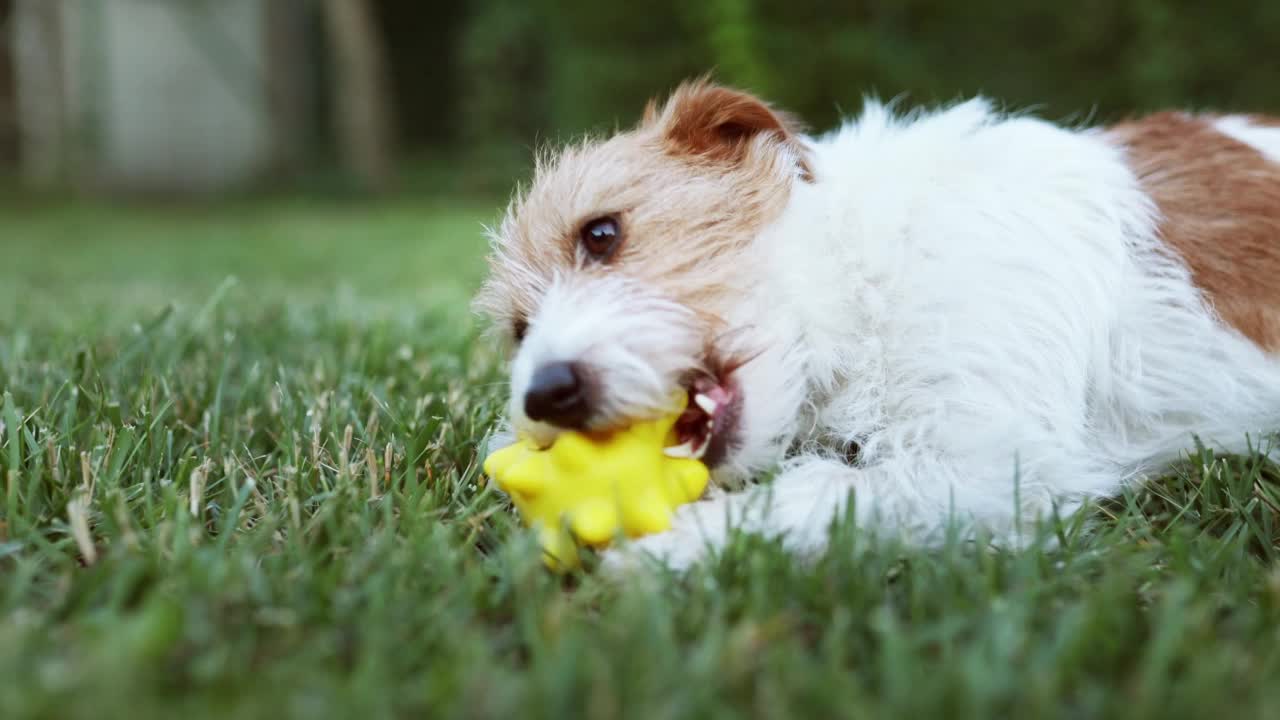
435 0 1280 189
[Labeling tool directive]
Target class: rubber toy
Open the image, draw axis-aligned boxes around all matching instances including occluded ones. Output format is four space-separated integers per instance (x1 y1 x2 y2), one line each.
483 399 709 569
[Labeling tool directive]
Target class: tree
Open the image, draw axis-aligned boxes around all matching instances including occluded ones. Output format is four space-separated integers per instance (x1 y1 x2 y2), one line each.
12 0 69 187
322 0 394 191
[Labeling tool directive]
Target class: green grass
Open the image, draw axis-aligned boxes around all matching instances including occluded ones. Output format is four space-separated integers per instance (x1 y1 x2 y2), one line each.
2 199 1280 719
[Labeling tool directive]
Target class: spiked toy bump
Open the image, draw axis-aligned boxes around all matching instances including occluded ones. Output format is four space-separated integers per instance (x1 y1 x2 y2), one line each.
483 401 709 570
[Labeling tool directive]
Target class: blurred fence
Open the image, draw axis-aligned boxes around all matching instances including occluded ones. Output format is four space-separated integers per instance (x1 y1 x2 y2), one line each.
4 0 1279 195
9 0 318 193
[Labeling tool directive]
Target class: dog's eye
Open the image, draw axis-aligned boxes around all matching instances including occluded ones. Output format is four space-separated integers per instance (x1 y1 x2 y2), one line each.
512 318 529 343
579 216 621 260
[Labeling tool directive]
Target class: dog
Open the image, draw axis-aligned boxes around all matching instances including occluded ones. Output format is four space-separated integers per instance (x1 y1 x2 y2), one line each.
474 79 1280 569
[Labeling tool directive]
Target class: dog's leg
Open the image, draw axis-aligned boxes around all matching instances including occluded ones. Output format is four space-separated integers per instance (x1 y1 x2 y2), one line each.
603 454 949 571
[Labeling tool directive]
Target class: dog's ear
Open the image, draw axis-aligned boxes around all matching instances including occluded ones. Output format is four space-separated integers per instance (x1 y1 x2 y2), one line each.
647 79 811 179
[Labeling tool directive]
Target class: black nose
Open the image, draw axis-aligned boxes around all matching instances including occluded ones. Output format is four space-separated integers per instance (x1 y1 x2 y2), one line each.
524 362 592 429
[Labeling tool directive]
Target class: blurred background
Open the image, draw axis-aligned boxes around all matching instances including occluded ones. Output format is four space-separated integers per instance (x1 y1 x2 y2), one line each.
5 0 1279 197
0 0 1278 323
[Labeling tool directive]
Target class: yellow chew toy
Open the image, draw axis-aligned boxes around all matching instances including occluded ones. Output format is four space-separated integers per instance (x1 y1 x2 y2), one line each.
483 400 709 569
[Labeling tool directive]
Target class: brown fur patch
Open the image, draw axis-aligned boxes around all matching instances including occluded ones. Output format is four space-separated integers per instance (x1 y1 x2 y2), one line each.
1107 112 1280 351
648 79 813 180
1246 114 1280 129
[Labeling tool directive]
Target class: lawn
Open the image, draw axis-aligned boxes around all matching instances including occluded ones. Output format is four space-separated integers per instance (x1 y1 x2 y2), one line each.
2 198 1279 719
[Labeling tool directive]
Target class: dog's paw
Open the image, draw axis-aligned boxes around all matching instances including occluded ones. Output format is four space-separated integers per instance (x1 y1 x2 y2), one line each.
599 530 709 576
598 496 742 575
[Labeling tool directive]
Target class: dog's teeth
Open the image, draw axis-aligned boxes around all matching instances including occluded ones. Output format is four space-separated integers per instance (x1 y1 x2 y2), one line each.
663 442 695 458
694 393 718 415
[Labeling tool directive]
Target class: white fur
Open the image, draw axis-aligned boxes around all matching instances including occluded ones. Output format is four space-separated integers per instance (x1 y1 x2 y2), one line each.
511 275 811 486
1215 115 1280 163
602 100 1280 569
511 274 702 448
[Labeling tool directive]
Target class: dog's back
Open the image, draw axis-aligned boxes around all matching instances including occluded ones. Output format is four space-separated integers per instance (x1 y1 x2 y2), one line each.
1107 113 1280 351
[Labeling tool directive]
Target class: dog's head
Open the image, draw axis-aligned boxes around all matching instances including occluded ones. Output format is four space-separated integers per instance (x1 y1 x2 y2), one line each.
475 80 812 482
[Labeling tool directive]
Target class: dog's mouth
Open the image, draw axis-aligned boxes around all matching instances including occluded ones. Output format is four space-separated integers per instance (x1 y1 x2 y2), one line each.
663 374 741 468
